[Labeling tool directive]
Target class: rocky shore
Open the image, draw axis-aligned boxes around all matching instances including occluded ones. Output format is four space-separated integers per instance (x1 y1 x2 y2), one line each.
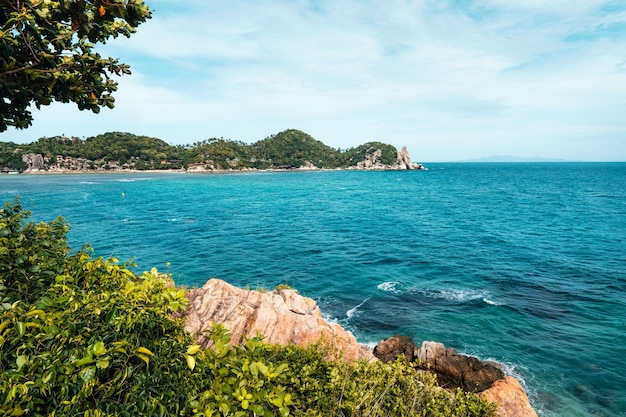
181 279 537 417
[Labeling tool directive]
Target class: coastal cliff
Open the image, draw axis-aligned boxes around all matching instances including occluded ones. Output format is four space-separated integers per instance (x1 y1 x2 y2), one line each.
347 145 425 171
181 279 537 417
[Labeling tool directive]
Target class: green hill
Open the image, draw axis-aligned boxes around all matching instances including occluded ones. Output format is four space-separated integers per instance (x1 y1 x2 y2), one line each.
0 129 411 172
250 129 343 169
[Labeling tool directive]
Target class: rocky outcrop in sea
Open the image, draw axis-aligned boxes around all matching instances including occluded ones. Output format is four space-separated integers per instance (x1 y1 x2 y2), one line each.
375 336 505 392
181 279 537 417
347 145 426 171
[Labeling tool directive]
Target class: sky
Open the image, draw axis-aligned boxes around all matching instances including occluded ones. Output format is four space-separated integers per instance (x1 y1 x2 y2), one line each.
2 0 626 161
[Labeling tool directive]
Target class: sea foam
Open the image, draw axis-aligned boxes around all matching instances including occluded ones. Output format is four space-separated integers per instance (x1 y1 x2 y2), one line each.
346 298 370 319
377 281 402 294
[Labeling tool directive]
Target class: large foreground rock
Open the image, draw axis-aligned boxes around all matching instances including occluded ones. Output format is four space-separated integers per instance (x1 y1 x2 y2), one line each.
182 279 374 361
482 376 539 417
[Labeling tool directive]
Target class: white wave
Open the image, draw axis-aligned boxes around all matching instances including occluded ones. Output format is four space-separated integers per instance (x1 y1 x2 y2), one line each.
321 313 339 324
79 181 98 184
362 340 379 350
377 281 402 294
456 351 527 386
431 288 486 303
483 297 505 306
346 298 370 319
117 177 152 182
417 287 505 305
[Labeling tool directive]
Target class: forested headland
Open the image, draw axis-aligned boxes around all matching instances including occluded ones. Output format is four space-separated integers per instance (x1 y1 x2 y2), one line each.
0 129 411 173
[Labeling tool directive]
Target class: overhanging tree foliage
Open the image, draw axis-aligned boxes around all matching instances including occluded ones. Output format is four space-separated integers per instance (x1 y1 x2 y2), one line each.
0 0 151 132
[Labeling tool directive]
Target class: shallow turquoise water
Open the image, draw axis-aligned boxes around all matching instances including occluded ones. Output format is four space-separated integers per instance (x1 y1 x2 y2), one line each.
1 163 625 416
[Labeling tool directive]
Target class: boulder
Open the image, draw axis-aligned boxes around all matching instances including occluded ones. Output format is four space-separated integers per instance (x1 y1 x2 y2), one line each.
374 337 537 416
416 340 505 392
482 376 539 417
182 279 374 361
298 161 319 170
373 334 418 362
395 146 412 170
416 340 455 363
22 153 45 171
396 146 426 170
376 338 505 393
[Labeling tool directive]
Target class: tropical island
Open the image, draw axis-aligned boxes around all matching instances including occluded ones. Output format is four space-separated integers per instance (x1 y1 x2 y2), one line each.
0 129 425 174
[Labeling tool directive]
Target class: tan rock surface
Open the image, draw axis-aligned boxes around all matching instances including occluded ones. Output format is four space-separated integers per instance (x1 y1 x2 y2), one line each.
182 279 536 417
182 279 374 361
482 376 539 417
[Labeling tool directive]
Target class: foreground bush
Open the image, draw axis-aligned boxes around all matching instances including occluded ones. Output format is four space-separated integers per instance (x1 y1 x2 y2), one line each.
0 200 496 416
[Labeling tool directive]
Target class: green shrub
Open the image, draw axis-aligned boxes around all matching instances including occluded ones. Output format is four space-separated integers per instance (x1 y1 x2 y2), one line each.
0 202 198 415
267 343 497 417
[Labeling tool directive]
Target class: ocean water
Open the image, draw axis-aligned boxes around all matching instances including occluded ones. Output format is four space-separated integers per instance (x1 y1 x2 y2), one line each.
1 163 625 417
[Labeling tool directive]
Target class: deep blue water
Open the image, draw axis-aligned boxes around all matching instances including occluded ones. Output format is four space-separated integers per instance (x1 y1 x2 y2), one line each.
1 163 625 417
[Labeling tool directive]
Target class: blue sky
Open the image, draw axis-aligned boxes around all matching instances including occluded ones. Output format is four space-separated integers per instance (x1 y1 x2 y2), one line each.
2 0 626 161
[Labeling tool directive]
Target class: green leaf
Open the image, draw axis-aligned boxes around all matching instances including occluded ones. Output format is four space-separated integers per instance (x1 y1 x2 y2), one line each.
185 354 195 371
79 366 96 383
257 362 269 378
249 405 265 415
42 370 54 384
76 356 94 367
15 321 25 338
250 361 258 378
93 341 107 356
0 320 10 334
16 355 28 370
136 353 150 366
135 346 154 356
187 344 201 355
25 309 45 318
96 358 110 369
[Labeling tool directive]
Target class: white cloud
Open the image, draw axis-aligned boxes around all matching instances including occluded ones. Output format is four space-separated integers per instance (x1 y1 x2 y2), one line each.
2 0 625 161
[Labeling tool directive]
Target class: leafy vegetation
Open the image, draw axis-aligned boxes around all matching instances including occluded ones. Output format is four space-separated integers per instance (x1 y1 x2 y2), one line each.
0 0 152 131
0 141 28 171
250 130 345 169
1 200 496 416
343 142 399 167
0 130 405 172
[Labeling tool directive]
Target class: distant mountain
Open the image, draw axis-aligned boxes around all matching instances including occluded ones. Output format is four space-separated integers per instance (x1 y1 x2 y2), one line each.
460 155 574 163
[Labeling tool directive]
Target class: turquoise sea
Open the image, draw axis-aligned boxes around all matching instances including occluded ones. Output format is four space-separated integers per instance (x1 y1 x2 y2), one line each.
1 163 625 417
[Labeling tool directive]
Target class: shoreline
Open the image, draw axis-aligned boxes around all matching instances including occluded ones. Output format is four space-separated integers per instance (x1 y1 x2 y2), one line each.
5 166 426 176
